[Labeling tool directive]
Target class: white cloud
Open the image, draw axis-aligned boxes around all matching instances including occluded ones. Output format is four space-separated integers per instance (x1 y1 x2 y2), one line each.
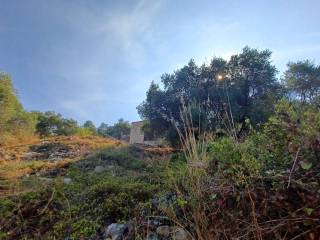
95 0 165 67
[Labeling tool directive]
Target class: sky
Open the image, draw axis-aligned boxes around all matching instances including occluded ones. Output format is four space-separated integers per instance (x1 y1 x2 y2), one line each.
0 0 320 126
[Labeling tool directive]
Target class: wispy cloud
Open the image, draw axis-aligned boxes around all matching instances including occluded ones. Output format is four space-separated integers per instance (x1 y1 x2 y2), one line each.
96 0 165 67
100 0 163 39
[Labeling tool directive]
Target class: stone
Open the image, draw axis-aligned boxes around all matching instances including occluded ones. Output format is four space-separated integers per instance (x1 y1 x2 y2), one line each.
63 177 72 185
94 165 105 173
147 219 161 227
156 225 170 238
105 223 128 240
152 192 176 209
39 177 53 182
171 227 189 240
146 232 158 240
23 152 36 160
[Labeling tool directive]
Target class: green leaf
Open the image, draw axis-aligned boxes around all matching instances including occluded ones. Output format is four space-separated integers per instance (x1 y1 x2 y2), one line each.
303 207 314 216
210 194 217 200
300 161 312 170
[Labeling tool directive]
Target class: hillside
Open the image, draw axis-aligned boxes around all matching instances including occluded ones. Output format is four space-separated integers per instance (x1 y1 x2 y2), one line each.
0 136 121 182
0 131 319 239
0 136 177 239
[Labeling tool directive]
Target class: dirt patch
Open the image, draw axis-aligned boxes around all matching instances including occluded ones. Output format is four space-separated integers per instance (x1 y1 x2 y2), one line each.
0 136 122 183
28 142 75 161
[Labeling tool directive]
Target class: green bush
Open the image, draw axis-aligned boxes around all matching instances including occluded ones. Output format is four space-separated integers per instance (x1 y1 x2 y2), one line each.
208 138 261 184
74 127 96 137
245 100 320 173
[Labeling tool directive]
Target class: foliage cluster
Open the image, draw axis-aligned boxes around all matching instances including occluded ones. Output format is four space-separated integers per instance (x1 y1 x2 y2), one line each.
160 99 320 239
138 47 283 145
97 118 131 140
138 47 320 146
0 73 37 145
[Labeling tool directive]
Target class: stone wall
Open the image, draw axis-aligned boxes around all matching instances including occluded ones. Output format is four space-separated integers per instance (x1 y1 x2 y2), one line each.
129 121 145 144
129 121 160 146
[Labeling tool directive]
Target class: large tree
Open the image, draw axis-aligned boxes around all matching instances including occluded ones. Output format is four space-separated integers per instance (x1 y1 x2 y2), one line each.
0 72 23 128
97 119 130 140
283 60 320 102
0 72 36 144
225 47 281 135
35 111 78 136
83 120 97 134
138 47 282 144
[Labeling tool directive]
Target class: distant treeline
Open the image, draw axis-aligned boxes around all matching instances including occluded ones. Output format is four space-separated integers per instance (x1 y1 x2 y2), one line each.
0 74 130 145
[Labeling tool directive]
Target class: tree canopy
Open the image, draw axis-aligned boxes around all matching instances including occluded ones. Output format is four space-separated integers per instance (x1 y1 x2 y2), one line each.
0 72 36 144
35 111 78 137
138 47 282 144
283 60 320 102
98 119 130 140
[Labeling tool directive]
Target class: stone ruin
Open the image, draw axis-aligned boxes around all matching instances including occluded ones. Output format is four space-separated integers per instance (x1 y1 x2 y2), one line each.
129 121 160 146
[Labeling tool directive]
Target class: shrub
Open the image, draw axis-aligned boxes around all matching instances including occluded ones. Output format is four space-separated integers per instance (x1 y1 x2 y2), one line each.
246 100 320 173
74 127 96 137
208 138 262 183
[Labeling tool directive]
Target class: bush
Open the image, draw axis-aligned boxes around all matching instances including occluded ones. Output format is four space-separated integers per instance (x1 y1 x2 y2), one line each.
35 111 78 137
245 100 320 173
74 127 96 137
208 138 262 184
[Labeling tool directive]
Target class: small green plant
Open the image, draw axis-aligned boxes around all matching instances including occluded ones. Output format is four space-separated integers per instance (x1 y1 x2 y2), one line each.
208 137 262 184
70 219 97 239
75 127 96 137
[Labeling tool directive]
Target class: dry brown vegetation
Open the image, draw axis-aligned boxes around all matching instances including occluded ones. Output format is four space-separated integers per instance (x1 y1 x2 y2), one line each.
0 136 122 196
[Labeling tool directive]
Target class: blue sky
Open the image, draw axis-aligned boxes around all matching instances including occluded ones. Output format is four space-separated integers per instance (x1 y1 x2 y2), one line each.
1 0 319 125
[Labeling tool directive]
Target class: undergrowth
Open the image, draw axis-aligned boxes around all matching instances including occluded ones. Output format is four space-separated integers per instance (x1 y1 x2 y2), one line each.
1 101 320 239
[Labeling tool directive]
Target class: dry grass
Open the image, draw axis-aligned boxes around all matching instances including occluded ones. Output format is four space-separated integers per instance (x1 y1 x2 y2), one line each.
0 135 122 196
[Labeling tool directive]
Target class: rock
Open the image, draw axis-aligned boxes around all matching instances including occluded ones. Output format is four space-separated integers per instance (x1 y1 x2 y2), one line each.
23 152 36 160
152 192 176 209
43 168 62 177
147 219 161 227
63 177 72 185
156 225 170 238
22 174 30 179
146 232 158 240
94 165 105 173
171 227 189 240
105 223 128 240
39 177 53 182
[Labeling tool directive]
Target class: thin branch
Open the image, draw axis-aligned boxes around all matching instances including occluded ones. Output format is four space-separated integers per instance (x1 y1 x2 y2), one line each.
287 147 301 188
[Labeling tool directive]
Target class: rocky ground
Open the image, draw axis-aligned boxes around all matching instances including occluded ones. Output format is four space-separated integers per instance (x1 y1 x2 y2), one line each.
0 136 184 240
1 136 319 240
0 136 121 182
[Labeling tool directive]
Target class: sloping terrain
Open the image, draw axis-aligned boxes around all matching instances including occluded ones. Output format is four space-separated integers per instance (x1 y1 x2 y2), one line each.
0 136 175 240
0 136 122 195
0 135 319 240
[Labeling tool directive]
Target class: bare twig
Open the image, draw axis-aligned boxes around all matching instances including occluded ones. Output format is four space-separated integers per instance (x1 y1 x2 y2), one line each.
287 147 301 188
